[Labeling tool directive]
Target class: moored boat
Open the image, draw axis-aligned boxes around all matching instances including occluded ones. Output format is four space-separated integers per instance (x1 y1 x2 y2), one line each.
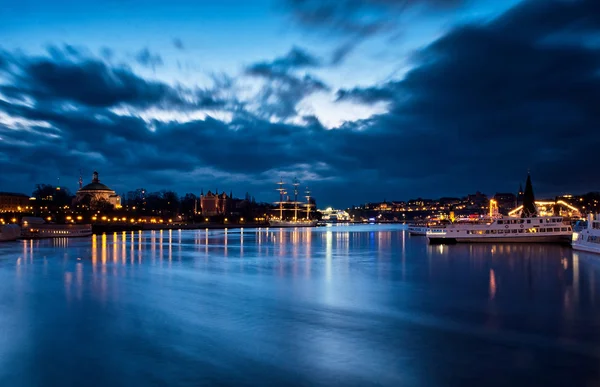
0 224 21 242
407 224 428 236
572 214 600 254
427 216 572 244
20 217 92 239
268 219 317 228
269 178 316 228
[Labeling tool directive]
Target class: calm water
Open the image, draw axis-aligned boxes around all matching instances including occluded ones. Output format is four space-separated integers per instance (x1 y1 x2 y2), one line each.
1 225 599 386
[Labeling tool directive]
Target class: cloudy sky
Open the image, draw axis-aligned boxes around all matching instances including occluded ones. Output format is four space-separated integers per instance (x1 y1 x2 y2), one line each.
1 0 599 207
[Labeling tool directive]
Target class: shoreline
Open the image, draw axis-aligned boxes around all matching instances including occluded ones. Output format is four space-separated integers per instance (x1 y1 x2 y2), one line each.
91 221 408 233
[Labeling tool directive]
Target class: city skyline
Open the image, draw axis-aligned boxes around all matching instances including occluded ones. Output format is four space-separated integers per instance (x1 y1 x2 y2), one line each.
2 0 599 207
7 169 597 211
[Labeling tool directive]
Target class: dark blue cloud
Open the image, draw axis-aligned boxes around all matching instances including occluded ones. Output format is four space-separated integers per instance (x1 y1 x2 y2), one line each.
0 49 221 110
172 38 185 50
333 0 600 197
283 0 466 38
2 0 600 206
134 47 163 69
246 48 329 119
246 47 321 74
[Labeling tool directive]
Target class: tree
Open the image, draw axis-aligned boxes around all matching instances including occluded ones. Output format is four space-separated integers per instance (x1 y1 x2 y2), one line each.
162 191 180 213
32 184 73 208
180 193 198 215
92 197 114 212
33 184 56 200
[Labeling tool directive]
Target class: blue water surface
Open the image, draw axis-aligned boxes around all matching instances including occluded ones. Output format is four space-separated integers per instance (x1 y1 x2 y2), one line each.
0 225 598 386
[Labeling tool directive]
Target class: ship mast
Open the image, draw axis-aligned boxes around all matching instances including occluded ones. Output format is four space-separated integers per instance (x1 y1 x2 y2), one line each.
293 177 299 221
305 187 312 220
276 178 286 220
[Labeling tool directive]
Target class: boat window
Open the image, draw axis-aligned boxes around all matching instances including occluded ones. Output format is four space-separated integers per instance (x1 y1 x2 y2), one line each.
520 219 524 224
568 227 572 231
561 227 567 232
540 220 543 224
527 220 531 224
540 228 545 232
518 229 524 233
485 230 490 234
497 220 503 225
511 229 517 234
554 228 560 232
490 230 496 234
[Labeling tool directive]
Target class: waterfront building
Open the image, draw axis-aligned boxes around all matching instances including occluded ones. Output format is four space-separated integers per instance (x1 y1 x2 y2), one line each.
0 192 30 212
200 190 229 216
493 192 517 214
508 200 581 218
320 207 351 222
74 171 121 209
517 183 525 206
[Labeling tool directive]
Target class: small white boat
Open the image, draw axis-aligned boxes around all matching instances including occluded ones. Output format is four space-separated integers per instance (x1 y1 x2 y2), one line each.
572 214 600 254
407 225 428 236
20 217 92 239
427 216 572 244
0 224 21 242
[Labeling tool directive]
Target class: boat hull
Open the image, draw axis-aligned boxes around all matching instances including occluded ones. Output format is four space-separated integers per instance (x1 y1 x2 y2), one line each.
428 235 571 244
268 220 317 228
572 242 600 254
408 227 428 236
0 225 21 242
21 225 93 239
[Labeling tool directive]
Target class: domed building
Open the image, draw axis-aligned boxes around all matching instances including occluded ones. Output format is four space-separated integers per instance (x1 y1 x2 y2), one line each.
75 171 121 209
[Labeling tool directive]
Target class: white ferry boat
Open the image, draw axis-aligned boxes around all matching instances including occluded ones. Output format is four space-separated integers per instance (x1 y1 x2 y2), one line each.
20 217 92 239
572 214 600 254
407 224 428 236
427 216 572 244
0 224 21 242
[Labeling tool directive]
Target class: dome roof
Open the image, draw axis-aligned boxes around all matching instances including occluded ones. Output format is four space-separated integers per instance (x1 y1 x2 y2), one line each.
78 171 114 192
80 182 113 191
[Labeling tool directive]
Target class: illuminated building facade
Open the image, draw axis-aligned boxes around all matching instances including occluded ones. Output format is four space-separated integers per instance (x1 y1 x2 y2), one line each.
74 171 121 208
200 191 228 216
0 192 30 212
493 193 517 214
508 200 582 218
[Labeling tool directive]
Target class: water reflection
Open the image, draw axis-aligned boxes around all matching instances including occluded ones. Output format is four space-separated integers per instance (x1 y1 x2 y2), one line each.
2 226 600 386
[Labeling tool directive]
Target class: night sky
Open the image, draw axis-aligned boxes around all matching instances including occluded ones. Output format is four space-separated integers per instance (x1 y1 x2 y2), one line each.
1 0 598 207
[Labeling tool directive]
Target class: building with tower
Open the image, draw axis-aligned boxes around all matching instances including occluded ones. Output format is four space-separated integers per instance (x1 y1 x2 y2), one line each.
200 190 229 216
74 171 121 209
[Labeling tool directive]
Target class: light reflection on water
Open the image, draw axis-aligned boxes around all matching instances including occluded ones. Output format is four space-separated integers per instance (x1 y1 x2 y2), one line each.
1 225 600 386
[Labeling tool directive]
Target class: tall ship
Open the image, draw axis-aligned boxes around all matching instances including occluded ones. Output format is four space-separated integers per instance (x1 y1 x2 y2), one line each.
20 217 93 239
427 174 572 244
0 224 21 242
269 178 317 228
572 214 600 254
